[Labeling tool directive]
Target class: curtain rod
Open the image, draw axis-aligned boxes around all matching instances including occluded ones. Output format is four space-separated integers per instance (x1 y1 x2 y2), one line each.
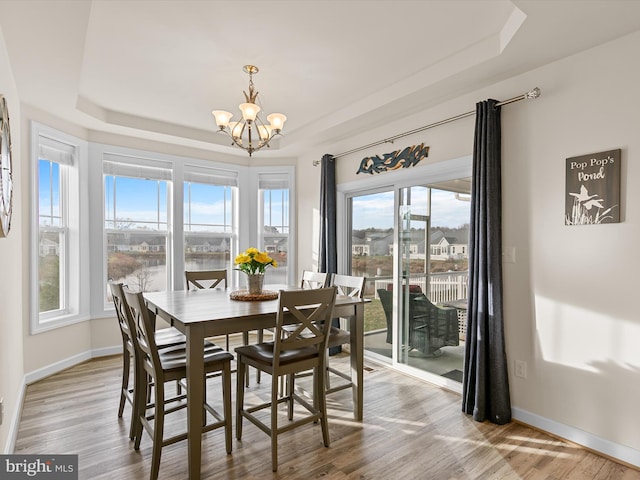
314 87 541 164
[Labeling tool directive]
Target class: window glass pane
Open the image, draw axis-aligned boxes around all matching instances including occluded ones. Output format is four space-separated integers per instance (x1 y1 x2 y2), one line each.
38 160 61 227
38 158 64 314
38 231 62 312
184 182 233 233
105 173 170 293
184 181 234 275
105 176 168 230
261 188 288 284
107 232 168 292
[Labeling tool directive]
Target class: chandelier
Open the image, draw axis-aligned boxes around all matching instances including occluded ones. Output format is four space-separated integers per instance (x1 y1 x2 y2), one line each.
212 65 287 157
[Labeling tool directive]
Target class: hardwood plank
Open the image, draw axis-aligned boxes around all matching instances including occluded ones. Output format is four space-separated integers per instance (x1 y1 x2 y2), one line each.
13 345 640 480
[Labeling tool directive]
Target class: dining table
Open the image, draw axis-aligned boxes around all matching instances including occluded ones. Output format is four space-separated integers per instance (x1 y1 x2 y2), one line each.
144 285 367 480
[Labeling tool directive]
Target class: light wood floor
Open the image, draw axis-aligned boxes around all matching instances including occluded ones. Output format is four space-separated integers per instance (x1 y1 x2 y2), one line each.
14 341 640 480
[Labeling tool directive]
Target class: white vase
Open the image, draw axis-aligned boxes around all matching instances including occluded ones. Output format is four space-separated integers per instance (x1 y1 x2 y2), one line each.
246 273 264 295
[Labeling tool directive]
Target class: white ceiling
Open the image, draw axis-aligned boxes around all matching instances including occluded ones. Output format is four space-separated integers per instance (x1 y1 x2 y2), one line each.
2 0 640 159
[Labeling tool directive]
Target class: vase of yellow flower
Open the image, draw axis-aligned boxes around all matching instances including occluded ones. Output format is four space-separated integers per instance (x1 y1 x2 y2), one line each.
234 247 278 295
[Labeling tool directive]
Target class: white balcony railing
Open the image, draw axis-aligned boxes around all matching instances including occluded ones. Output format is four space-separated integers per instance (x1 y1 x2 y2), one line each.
371 271 468 304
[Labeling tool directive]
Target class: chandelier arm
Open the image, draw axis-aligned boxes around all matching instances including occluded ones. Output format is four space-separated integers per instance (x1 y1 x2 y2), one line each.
215 125 278 157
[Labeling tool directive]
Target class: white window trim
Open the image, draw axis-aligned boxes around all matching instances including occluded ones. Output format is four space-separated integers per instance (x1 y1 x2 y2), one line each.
30 122 90 334
249 166 296 286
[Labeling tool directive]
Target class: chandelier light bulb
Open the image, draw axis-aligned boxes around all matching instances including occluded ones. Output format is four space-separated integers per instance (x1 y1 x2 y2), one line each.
239 102 260 122
228 121 244 140
258 125 272 141
212 110 233 129
267 113 287 132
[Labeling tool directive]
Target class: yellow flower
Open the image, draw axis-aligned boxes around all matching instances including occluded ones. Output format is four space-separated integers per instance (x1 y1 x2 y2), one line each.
235 247 277 274
254 252 271 264
235 254 250 264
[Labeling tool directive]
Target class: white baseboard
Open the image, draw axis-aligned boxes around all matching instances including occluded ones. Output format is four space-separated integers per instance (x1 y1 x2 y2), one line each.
3 382 25 454
512 407 640 469
6 345 122 454
24 346 121 385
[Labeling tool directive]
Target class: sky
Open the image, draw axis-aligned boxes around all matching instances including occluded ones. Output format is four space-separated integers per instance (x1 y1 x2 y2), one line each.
43 162 466 232
352 188 470 230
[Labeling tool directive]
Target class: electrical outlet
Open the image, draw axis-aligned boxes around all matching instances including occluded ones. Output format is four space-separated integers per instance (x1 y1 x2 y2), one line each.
515 360 527 378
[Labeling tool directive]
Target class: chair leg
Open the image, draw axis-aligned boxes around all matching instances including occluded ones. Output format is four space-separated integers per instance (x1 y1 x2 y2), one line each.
129 354 141 441
325 350 331 391
236 358 246 441
133 373 147 450
150 381 165 480
271 373 279 472
242 332 250 388
316 365 330 448
119 350 130 418
222 362 232 454
256 329 263 384
286 373 294 421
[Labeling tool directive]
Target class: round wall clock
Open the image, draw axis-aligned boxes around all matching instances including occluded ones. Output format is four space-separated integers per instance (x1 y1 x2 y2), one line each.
0 94 13 237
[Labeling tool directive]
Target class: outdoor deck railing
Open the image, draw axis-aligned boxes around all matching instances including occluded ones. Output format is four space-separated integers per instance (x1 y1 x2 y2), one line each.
370 271 468 303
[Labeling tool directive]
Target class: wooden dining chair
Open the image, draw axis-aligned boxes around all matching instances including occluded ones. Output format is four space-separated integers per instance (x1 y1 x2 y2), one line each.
275 270 329 393
325 273 365 408
108 280 187 441
300 270 328 289
186 269 262 386
109 280 138 440
124 288 233 480
235 286 337 472
185 269 227 290
185 269 231 350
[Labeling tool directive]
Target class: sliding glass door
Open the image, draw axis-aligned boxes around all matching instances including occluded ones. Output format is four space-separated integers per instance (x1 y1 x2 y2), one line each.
350 190 395 358
347 172 470 385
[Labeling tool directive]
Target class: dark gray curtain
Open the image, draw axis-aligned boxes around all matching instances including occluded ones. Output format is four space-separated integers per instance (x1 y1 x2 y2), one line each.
319 154 337 275
462 99 511 425
318 154 340 354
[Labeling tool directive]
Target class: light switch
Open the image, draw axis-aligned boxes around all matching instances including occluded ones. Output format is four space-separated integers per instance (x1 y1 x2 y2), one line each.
503 246 516 264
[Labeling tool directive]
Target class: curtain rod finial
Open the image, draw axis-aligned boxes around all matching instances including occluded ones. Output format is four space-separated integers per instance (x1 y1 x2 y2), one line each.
525 87 541 100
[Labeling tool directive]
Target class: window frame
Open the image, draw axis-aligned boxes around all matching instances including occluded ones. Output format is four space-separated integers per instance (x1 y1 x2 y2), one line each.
30 122 90 334
252 167 296 286
182 163 239 285
103 156 173 300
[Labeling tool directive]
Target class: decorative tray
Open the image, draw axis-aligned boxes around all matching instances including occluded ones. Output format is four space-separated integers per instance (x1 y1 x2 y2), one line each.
229 290 279 301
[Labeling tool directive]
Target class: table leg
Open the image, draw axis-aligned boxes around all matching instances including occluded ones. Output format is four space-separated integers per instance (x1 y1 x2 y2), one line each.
186 324 205 479
350 303 364 421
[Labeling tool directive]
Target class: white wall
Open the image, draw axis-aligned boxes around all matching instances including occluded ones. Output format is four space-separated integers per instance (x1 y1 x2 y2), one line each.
0 23 25 453
296 31 640 465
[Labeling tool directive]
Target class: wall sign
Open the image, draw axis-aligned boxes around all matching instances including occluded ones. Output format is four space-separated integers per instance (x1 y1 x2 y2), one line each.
356 143 429 175
565 149 620 225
